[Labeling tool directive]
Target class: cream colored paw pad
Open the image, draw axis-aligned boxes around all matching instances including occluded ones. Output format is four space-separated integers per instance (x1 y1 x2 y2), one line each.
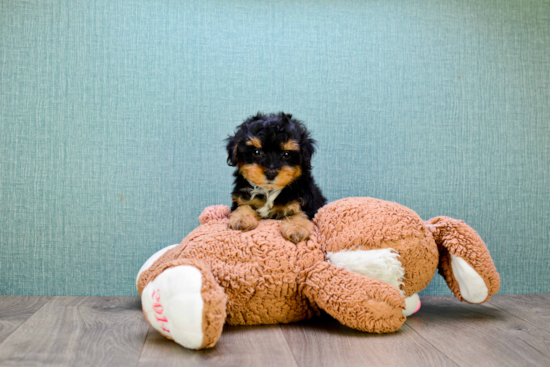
450 254 489 303
141 265 204 349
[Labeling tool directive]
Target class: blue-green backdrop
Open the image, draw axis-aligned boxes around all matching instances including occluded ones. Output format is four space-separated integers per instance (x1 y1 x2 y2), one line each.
1 0 549 296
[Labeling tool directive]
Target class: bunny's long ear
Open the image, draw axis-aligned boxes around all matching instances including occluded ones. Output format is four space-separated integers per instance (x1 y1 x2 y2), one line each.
426 217 500 304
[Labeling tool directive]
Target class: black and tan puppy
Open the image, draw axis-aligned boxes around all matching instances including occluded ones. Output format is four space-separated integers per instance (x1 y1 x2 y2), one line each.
226 112 327 243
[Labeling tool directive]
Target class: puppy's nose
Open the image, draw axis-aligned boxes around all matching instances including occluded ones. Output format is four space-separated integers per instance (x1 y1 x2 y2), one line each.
265 169 278 181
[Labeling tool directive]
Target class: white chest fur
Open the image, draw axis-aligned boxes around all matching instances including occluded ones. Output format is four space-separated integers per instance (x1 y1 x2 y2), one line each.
246 181 282 219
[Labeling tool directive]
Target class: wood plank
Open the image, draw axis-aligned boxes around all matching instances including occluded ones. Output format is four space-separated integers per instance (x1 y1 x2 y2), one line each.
280 313 457 367
406 296 550 367
137 324 298 367
0 296 150 367
0 295 547 366
487 294 550 334
0 296 51 345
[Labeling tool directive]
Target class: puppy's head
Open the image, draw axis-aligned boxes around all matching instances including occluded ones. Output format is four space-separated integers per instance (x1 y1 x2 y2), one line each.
226 112 316 190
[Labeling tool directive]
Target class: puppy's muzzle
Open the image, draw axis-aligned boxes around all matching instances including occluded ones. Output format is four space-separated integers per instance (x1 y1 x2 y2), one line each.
265 169 278 181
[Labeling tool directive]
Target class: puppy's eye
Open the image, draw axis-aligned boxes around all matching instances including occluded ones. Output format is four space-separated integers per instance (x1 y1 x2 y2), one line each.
253 149 262 157
282 151 291 160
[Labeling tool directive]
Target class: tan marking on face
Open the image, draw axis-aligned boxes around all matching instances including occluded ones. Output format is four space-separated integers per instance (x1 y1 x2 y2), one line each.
228 205 259 232
273 166 302 189
281 139 300 151
239 164 268 187
245 137 262 148
280 212 314 243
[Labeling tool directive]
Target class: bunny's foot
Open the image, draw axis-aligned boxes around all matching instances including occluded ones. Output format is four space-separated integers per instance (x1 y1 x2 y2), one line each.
141 261 227 349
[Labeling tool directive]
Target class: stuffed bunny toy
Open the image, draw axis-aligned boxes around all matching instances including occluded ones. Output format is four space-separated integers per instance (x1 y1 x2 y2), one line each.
136 197 500 349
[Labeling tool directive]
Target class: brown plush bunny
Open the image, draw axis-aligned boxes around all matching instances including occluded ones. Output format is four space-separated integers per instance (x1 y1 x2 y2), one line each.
136 197 500 350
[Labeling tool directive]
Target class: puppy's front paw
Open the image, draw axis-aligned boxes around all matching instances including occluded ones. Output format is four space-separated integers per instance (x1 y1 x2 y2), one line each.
228 205 259 232
280 213 314 244
229 215 259 231
281 226 310 244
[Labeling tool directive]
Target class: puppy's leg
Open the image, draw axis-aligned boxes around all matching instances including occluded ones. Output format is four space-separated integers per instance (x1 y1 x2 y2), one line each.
280 212 315 244
228 205 260 231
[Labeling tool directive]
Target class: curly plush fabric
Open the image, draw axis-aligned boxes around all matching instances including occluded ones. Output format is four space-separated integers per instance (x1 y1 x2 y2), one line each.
315 197 440 297
139 218 321 325
426 216 500 303
137 197 501 350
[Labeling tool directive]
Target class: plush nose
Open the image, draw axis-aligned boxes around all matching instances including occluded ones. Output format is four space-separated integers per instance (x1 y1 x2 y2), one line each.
265 169 278 181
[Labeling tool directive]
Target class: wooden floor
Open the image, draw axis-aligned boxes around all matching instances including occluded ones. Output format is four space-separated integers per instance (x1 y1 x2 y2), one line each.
0 295 548 366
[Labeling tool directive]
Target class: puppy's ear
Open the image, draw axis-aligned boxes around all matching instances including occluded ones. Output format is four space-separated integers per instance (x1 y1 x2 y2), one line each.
225 135 241 166
300 135 316 170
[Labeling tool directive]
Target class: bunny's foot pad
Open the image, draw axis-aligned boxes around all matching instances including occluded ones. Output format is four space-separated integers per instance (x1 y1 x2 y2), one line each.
141 264 227 349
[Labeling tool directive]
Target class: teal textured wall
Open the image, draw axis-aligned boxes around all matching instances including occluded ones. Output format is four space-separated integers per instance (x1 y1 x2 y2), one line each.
1 0 549 296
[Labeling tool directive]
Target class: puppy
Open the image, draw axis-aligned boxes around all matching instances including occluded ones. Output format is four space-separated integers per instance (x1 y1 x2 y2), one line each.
225 112 327 243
